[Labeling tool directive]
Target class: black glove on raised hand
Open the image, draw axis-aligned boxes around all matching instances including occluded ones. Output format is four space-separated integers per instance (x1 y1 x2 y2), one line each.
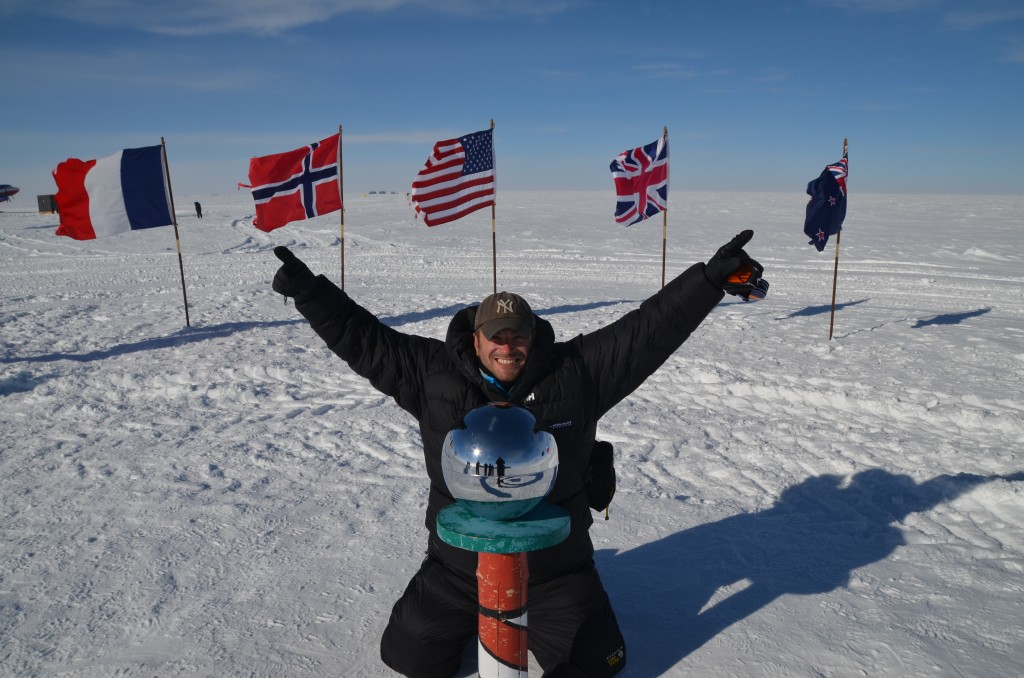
723 263 769 301
272 246 319 300
705 229 768 301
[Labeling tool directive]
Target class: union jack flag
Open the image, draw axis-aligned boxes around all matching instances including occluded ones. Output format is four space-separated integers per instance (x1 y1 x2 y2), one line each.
803 151 848 252
411 128 495 227
248 134 341 233
828 154 848 196
610 134 669 226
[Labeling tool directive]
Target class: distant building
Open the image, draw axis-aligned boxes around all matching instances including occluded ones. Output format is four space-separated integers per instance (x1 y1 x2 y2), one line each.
37 194 58 214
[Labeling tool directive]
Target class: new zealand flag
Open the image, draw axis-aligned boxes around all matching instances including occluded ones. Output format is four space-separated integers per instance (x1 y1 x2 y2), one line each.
610 134 669 226
804 152 848 251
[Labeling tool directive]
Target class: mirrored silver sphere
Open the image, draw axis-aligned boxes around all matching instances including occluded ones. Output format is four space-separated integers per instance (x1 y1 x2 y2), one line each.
441 403 558 520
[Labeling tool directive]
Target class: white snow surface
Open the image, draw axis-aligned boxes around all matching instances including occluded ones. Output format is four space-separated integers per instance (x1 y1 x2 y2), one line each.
2 191 1023 677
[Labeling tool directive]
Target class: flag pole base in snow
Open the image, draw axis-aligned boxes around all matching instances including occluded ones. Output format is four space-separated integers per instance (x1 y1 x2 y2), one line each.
437 502 570 677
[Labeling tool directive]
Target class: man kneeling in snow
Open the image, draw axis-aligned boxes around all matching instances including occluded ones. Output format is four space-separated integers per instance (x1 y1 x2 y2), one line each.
272 230 765 677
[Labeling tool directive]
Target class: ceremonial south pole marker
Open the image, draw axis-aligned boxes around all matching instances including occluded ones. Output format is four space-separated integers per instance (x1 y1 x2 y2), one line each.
440 403 568 677
438 502 569 676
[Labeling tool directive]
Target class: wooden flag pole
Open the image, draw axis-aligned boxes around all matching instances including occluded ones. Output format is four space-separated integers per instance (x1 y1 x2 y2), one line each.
661 126 668 289
160 137 190 327
828 137 848 341
338 123 345 291
490 118 497 295
828 232 841 340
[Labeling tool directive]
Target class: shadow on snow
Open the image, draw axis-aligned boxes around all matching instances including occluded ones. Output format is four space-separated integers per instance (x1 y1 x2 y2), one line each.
785 299 869 318
599 468 1023 676
1 319 306 365
913 307 991 328
381 299 637 324
0 370 49 396
3 299 637 366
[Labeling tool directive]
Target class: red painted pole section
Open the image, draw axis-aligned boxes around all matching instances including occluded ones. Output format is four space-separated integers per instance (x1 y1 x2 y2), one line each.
477 551 529 677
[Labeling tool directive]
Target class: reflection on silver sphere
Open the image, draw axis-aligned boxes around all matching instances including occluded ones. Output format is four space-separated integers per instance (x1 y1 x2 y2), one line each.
441 403 558 520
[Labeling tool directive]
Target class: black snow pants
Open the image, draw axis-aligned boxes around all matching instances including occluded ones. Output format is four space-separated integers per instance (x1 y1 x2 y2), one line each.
380 555 626 677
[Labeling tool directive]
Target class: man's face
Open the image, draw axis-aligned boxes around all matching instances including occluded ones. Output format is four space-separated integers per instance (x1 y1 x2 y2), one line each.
474 328 533 383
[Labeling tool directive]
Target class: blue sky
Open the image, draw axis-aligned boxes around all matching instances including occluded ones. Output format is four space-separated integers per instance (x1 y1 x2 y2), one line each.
1 0 1022 203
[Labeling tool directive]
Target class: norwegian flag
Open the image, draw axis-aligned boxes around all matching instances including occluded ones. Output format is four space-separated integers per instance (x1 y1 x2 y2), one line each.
411 128 495 227
610 134 669 226
803 151 848 251
248 134 341 232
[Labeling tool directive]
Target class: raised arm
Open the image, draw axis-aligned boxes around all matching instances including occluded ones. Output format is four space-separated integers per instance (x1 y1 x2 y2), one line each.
272 246 444 418
574 230 765 418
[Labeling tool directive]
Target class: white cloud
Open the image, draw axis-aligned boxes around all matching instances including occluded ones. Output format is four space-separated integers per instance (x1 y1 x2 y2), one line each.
3 0 582 36
1000 38 1024 62
814 0 1024 29
537 69 584 80
943 8 1024 30
750 67 794 83
633 63 700 80
0 46 272 92
344 130 463 144
813 0 944 12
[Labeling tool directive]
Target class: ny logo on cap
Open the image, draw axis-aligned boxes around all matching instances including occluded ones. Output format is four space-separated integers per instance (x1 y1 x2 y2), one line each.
496 299 515 315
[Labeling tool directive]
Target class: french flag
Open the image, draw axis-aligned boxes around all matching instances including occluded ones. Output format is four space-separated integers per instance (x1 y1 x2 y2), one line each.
53 145 173 240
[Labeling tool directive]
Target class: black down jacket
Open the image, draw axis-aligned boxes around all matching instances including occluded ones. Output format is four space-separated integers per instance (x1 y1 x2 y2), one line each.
291 262 724 581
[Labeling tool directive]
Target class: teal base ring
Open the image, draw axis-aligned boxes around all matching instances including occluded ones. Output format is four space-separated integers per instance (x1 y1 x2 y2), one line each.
437 502 570 554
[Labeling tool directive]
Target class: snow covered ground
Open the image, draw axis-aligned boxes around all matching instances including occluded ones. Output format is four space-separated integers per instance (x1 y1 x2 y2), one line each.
1 190 1022 677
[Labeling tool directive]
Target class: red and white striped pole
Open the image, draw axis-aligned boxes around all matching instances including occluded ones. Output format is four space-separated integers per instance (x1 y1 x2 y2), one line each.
436 502 570 677
477 552 529 676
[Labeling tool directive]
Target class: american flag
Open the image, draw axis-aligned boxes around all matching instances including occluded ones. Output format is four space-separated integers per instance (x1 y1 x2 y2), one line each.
803 151 848 251
610 134 669 226
411 128 495 227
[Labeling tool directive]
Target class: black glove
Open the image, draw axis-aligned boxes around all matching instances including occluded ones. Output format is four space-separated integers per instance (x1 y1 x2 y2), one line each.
272 246 318 300
705 230 768 301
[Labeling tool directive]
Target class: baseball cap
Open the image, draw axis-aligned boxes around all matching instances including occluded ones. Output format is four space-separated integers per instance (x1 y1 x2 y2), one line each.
474 291 535 339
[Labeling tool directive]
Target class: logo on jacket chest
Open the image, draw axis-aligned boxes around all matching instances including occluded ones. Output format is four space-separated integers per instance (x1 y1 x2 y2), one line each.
520 392 573 430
